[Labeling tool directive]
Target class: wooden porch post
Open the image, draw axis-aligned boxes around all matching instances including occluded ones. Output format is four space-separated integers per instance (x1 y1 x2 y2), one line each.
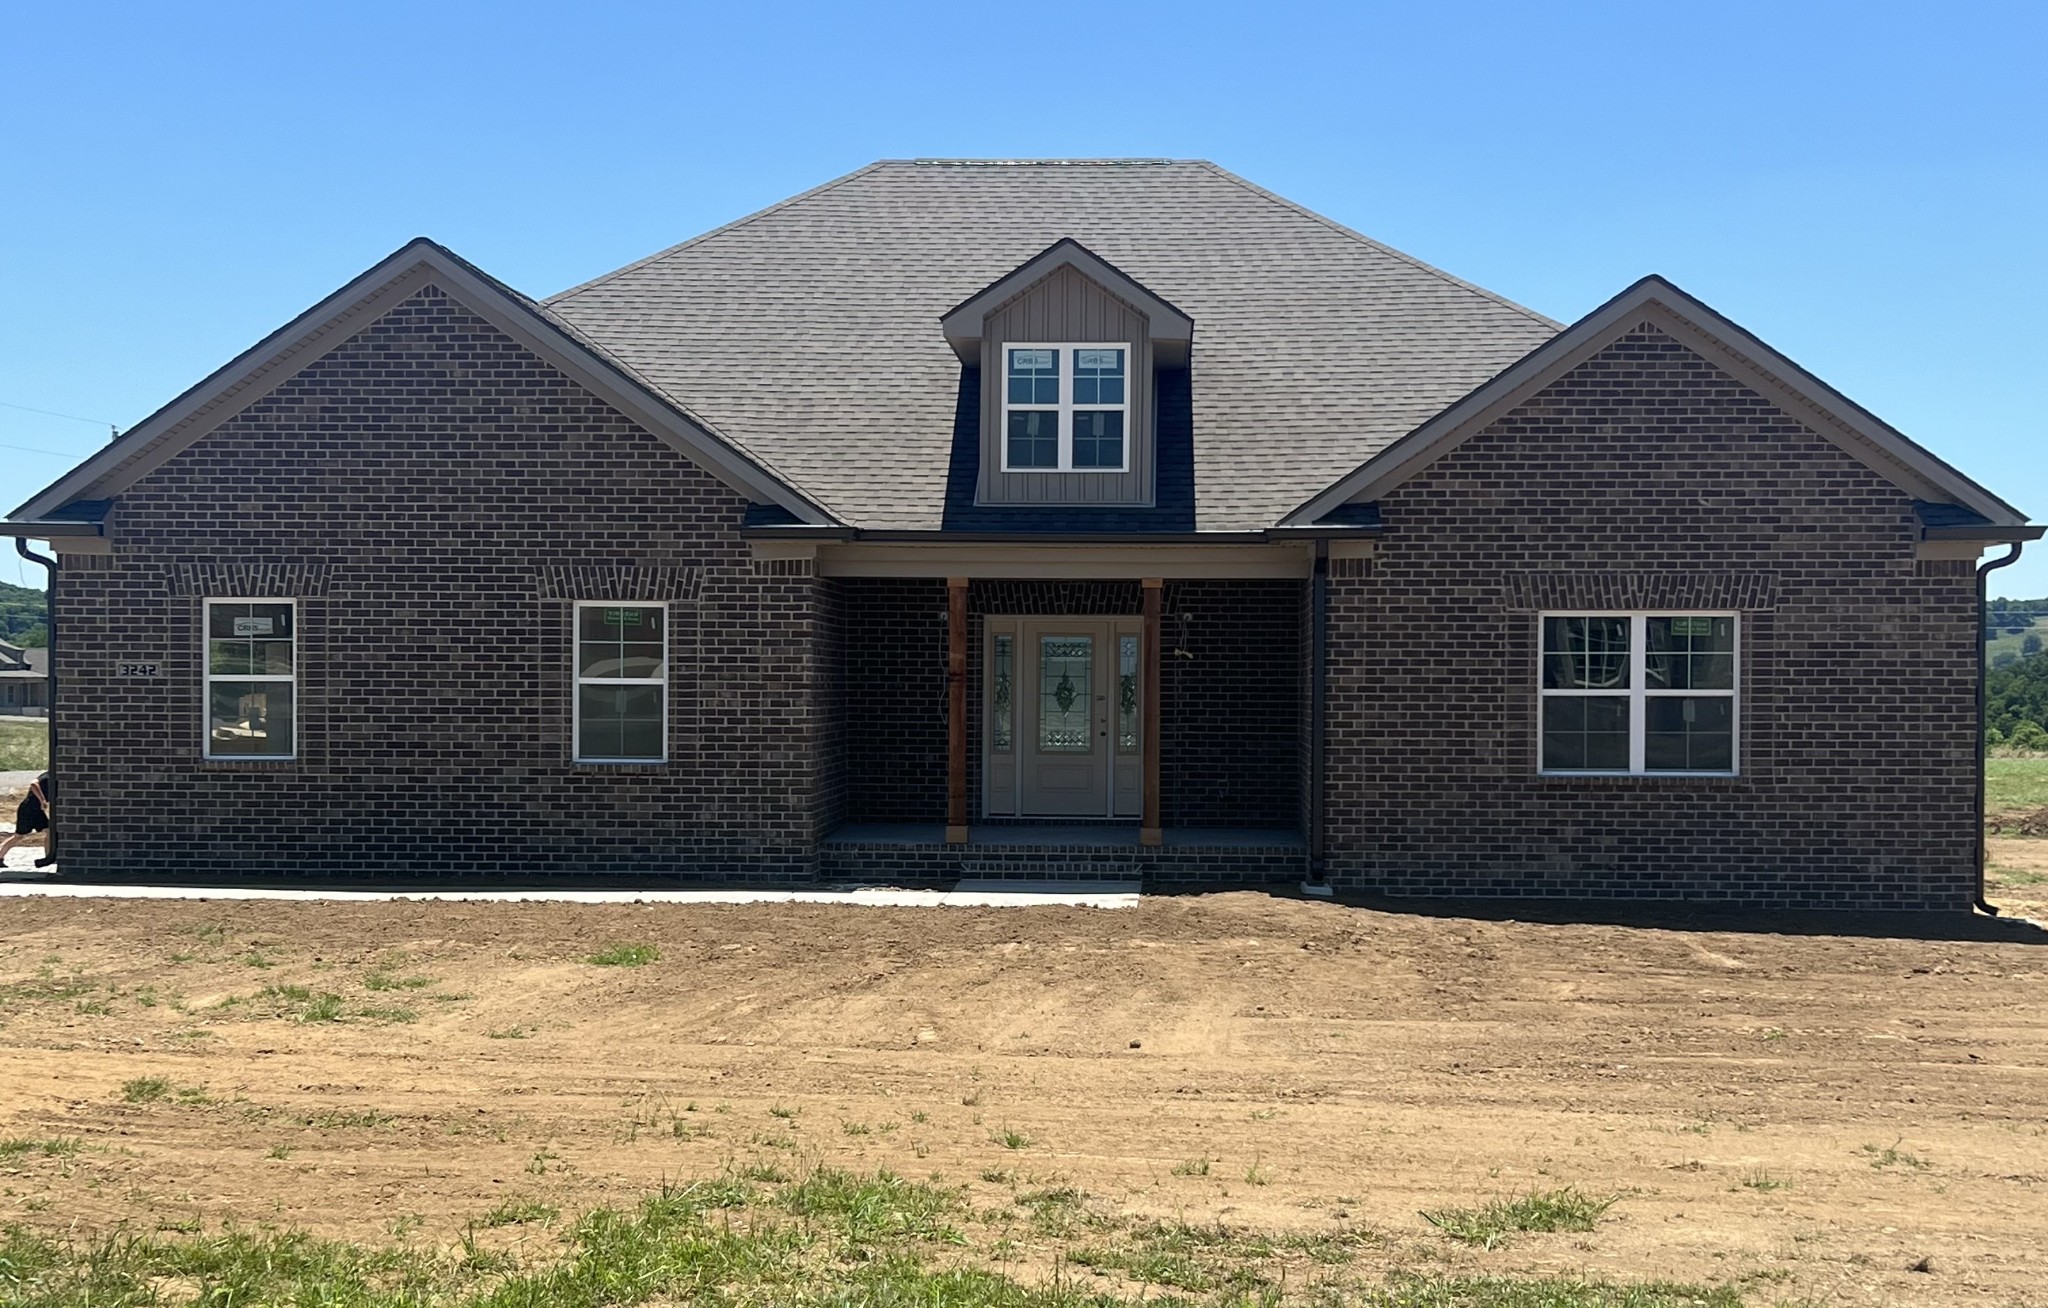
946 577 969 844
1141 578 1163 847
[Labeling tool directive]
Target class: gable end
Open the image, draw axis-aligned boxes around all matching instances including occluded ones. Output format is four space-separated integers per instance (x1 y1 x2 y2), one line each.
1285 276 2031 533
11 241 835 528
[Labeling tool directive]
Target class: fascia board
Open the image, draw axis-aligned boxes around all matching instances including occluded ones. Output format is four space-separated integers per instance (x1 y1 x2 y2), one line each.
1284 277 2028 529
12 241 836 526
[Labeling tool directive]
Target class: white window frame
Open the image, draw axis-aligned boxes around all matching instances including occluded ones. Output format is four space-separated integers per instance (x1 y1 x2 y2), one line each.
203 598 297 762
999 342 1132 473
1537 611 1740 777
573 600 669 765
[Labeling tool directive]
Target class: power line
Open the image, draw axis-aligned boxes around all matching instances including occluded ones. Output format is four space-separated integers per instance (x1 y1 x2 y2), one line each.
0 399 116 428
0 439 79 458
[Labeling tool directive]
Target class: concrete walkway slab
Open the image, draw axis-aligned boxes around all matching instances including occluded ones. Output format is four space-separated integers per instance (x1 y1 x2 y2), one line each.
0 875 1138 909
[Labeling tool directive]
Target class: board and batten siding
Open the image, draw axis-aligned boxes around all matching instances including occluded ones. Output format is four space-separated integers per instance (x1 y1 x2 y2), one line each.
977 265 1154 506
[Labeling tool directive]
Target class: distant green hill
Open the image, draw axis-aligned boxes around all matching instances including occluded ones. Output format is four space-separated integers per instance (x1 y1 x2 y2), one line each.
1988 596 2048 749
0 581 45 647
1986 597 2048 667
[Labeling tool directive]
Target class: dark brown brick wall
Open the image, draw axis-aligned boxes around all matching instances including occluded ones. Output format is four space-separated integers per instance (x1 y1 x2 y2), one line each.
840 579 950 823
1159 581 1304 827
57 285 832 880
1322 324 1980 909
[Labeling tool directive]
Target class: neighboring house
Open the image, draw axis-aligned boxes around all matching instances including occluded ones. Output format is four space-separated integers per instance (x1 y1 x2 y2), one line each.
3 160 2037 907
0 641 48 714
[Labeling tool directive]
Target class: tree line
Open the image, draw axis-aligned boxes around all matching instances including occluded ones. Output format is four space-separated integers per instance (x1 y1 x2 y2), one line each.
0 581 46 647
1987 596 2048 750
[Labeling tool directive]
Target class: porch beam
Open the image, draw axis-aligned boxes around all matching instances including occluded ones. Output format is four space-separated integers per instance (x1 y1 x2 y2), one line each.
1141 578 1163 846
811 542 1319 580
946 576 969 844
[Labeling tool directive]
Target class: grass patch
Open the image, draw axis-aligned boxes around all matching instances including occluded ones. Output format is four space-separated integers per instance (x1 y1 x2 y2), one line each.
1016 1187 1095 1237
991 1127 1031 1150
1863 1141 1931 1171
121 1076 171 1104
778 1166 963 1243
357 1006 419 1024
0 718 47 771
259 985 345 1023
1989 863 2047 887
1421 1187 1618 1249
0 1168 1736 1308
0 967 97 1010
1987 757 2048 815
0 1137 80 1158
363 972 436 992
586 944 660 967
480 1198 558 1228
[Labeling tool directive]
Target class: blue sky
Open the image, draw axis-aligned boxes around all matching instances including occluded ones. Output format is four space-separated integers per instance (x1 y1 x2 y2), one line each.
3 1 2043 591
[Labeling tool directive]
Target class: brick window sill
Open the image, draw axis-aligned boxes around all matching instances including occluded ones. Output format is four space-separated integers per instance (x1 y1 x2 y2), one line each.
1529 772 1754 791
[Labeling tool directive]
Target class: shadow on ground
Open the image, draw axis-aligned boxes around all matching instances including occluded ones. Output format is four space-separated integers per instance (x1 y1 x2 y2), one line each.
1291 890 2048 945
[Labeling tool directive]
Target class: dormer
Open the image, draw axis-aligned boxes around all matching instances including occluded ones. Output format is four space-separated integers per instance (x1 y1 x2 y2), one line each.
942 240 1192 508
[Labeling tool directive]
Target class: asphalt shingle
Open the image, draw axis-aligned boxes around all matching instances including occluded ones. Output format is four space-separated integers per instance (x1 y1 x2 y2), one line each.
544 160 1560 531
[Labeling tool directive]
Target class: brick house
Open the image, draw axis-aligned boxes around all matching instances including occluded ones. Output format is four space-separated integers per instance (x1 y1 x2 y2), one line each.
0 641 49 715
6 160 2036 907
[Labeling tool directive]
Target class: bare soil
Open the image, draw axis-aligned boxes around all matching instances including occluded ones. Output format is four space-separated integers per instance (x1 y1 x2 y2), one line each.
2 882 2045 1306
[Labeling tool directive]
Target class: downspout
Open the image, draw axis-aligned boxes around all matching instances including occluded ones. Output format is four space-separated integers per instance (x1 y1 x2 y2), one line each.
15 538 56 867
1306 539 1329 887
1976 541 2025 916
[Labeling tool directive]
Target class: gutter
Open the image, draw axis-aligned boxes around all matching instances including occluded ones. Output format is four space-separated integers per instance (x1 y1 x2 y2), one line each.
14 539 56 869
1977 542 2027 916
0 522 106 541
1924 525 2045 544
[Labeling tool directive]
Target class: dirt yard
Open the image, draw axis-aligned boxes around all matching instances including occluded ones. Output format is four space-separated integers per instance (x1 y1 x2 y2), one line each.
1 886 2044 1306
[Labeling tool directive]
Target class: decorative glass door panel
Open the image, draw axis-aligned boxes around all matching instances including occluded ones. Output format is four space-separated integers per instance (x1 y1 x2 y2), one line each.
988 618 1143 820
1037 637 1094 752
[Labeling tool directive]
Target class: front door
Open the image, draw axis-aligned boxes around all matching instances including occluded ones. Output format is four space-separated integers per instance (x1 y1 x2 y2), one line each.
988 617 1143 819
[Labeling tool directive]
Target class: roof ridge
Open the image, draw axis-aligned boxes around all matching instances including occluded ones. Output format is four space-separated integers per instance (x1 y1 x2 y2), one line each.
545 161 890 306
898 157 1186 166
1191 162 1564 331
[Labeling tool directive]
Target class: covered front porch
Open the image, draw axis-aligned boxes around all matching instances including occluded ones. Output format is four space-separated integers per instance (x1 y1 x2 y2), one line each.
792 536 1341 881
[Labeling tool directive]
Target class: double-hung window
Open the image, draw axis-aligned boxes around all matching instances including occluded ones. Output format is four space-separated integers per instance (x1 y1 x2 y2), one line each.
1539 613 1738 775
575 603 668 763
1002 343 1129 472
205 600 296 759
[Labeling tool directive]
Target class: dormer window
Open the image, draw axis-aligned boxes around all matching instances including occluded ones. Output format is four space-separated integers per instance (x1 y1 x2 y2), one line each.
1002 344 1129 472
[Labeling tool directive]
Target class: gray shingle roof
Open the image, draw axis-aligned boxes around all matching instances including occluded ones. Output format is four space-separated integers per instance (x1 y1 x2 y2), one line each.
544 160 1561 531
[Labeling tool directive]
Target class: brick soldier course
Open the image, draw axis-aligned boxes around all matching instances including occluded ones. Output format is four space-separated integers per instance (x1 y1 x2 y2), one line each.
8 161 2034 906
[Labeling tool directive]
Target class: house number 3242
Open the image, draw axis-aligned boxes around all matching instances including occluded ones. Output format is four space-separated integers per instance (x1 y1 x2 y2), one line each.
117 662 163 677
